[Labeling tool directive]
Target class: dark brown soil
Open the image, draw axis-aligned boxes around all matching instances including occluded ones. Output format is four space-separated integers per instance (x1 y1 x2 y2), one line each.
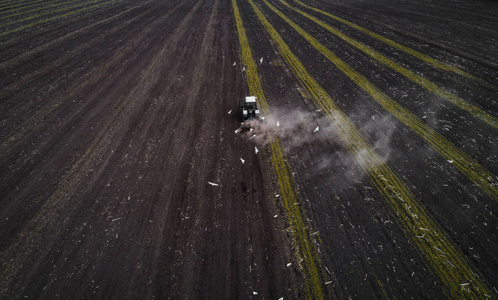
1 0 497 299
0 0 300 298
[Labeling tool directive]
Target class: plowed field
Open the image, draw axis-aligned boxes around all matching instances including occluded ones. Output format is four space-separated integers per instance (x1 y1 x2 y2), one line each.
1 0 497 299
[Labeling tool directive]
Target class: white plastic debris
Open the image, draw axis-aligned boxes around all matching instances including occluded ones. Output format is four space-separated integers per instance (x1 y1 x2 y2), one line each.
279 298 283 300
275 194 280 198
325 281 333 285
232 62 236 66
255 146 259 154
277 121 280 127
228 110 232 114
242 67 246 71
274 214 277 218
250 128 254 132
235 128 240 134
286 263 291 267
253 291 258 295
313 126 319 133
240 158 245 164
260 57 263 64
208 182 219 186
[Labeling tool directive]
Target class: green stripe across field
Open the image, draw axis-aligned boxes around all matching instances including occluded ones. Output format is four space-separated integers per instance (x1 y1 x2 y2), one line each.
262 0 498 201
246 0 494 298
281 0 498 130
232 0 328 298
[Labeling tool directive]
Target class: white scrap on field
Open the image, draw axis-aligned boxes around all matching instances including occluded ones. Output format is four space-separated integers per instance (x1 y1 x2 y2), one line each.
275 194 280 198
253 291 258 295
286 263 291 267
274 214 277 218
255 146 259 154
325 281 333 285
250 128 254 132
313 126 319 133
242 66 246 71
208 182 219 186
277 121 280 127
232 62 236 66
235 128 240 134
228 110 232 114
240 158 245 164
260 57 263 64
279 297 283 300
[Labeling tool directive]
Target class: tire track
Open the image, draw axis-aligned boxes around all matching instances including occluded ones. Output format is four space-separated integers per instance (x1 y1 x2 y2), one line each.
0 1 146 69
0 3 183 214
0 0 200 293
248 0 493 298
0 4 149 98
0 0 112 37
0 0 46 11
0 0 74 21
0 0 101 28
233 0 327 298
0 7 159 156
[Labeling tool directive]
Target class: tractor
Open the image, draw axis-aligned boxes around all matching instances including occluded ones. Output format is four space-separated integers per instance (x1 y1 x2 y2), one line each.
240 96 260 121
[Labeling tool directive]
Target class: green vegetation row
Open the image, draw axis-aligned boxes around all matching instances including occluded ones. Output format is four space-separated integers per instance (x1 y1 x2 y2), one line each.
263 0 498 200
282 0 498 130
232 0 328 298
249 0 493 298
293 0 478 81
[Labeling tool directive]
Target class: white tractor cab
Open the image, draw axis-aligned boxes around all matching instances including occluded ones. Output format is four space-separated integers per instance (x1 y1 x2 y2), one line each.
240 96 260 121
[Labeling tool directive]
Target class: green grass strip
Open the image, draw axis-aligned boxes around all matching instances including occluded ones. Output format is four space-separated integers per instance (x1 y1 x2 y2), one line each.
293 0 480 82
282 0 498 130
254 0 493 297
264 0 498 201
233 0 328 298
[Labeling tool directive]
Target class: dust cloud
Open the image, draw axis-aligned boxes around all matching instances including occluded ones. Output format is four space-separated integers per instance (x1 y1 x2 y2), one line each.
237 107 395 183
